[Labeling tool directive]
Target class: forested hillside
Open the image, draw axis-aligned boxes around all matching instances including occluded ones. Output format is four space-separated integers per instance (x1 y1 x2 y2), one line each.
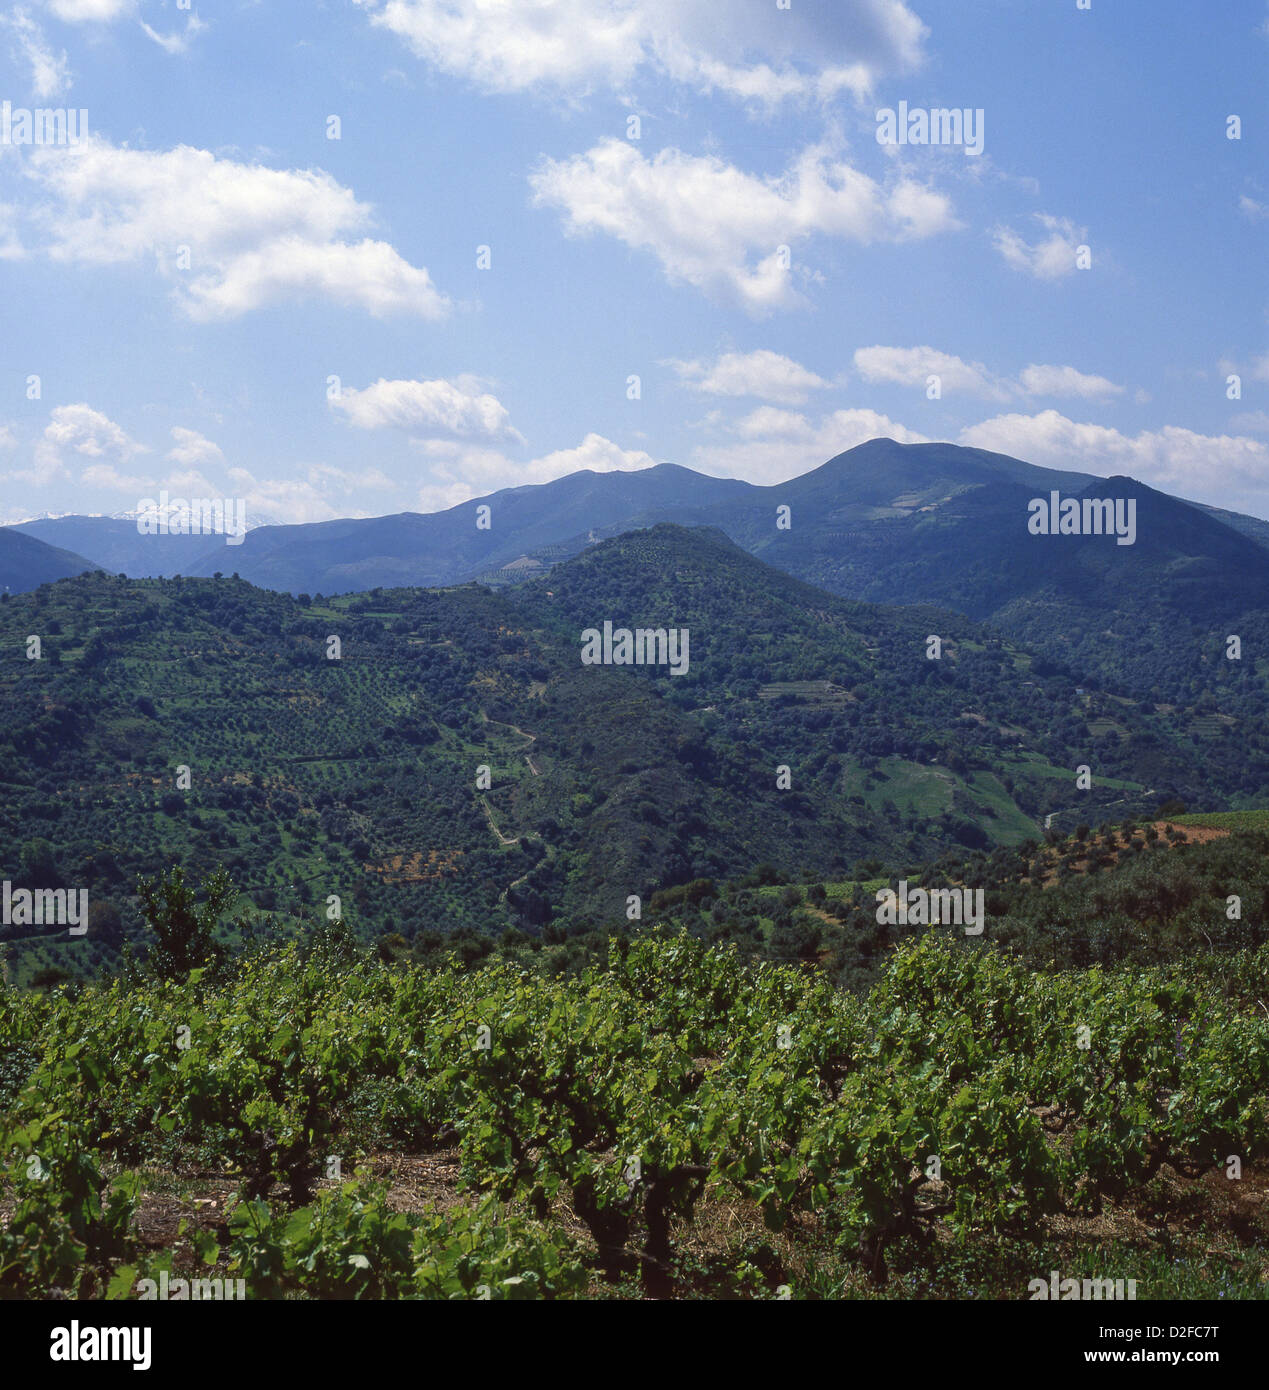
3 528 1267 986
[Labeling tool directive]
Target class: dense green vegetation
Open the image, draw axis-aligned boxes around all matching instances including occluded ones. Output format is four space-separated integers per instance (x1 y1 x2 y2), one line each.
4 526 1266 988
760 458 1269 707
2 843 1267 1299
3 825 1267 1300
403 820 1269 1000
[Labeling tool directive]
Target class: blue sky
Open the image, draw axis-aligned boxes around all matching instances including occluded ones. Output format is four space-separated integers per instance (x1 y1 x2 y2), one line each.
0 0 1266 526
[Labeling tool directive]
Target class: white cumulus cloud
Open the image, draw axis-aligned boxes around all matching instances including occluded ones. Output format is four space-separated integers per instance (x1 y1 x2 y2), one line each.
992 213 1087 280
692 408 929 484
23 137 450 322
530 138 957 315
330 376 522 442
855 345 1123 401
854 344 1009 401
958 409 1269 515
355 0 927 105
668 349 831 404
7 402 145 486
733 406 815 439
1016 363 1123 400
165 426 224 467
81 461 153 491
44 403 144 459
415 432 657 512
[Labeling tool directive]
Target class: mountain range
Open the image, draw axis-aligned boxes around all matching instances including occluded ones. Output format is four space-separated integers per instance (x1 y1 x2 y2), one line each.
10 438 1269 699
0 526 100 594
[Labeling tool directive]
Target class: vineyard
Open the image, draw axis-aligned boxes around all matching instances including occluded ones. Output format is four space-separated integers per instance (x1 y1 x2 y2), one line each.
3 888 1268 1300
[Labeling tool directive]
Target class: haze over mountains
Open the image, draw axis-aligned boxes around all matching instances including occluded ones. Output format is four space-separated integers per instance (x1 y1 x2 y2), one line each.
0 527 100 595
10 439 1268 699
14 438 1262 587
